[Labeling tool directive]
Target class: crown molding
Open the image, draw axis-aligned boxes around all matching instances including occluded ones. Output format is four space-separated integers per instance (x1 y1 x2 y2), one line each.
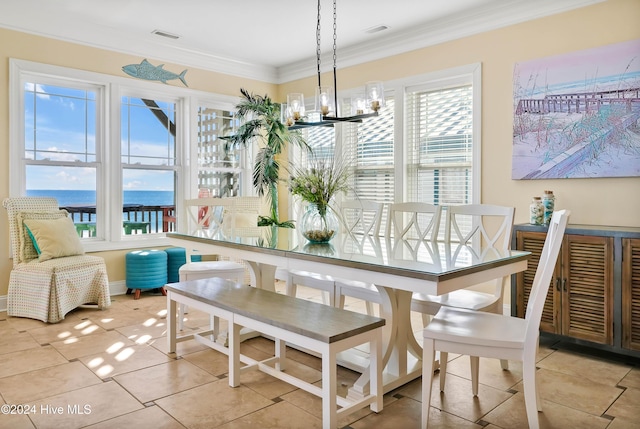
2 21 278 83
2 0 603 85
276 0 605 83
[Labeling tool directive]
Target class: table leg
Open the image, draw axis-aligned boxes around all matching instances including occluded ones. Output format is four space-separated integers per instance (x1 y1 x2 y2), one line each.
348 286 422 399
245 261 276 291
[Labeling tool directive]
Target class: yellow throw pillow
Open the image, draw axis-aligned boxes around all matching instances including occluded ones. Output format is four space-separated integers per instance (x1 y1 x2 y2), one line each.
22 216 85 262
17 210 70 262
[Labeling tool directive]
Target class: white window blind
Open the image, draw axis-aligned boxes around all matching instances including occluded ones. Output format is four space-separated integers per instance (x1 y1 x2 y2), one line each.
406 85 473 206
344 96 395 204
341 96 395 233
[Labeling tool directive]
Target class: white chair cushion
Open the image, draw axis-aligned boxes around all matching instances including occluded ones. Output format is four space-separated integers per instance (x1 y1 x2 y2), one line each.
425 306 526 349
179 261 245 273
412 289 499 313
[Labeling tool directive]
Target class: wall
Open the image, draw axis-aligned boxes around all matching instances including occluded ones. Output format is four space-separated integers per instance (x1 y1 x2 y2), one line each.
1 0 639 297
279 0 640 228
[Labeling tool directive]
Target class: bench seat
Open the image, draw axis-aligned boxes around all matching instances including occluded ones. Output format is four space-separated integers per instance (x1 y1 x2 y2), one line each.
166 277 385 429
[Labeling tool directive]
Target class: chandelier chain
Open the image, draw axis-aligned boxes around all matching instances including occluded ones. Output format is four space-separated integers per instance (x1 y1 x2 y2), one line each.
332 0 337 69
316 0 322 88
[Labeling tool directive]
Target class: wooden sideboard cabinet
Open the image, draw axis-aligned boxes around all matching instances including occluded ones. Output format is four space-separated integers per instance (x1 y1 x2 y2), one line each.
512 224 640 359
622 238 640 352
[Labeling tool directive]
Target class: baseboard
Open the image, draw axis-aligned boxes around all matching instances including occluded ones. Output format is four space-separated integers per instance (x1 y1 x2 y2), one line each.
109 280 129 296
0 281 130 313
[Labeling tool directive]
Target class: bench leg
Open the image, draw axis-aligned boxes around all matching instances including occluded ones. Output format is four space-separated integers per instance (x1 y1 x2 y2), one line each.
371 330 383 413
275 338 286 372
178 304 189 331
167 294 177 354
322 351 338 429
228 320 242 388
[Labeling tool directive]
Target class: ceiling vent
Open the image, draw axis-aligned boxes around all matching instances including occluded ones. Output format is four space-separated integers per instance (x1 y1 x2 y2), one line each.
364 25 389 34
151 29 180 40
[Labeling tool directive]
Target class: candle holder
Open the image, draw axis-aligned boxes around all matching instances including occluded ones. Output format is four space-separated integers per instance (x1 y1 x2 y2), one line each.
286 93 305 121
315 86 335 117
366 81 385 112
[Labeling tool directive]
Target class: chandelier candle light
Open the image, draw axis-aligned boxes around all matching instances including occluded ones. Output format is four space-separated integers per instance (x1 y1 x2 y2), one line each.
286 0 384 129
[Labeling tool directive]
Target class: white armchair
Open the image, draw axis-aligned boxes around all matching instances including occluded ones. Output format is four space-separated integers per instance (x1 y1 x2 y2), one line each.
3 197 111 323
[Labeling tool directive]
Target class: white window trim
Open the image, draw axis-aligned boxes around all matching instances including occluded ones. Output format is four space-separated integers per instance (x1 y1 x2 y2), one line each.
9 58 240 252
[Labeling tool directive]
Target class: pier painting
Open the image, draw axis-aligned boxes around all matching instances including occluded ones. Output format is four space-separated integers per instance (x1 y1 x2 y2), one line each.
512 39 640 179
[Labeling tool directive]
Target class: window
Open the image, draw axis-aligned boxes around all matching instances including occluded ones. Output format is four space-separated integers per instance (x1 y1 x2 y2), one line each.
406 84 474 206
120 95 179 237
22 79 102 235
10 59 243 251
342 63 481 234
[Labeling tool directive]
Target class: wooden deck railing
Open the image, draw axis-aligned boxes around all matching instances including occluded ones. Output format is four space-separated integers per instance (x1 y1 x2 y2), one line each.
61 204 176 234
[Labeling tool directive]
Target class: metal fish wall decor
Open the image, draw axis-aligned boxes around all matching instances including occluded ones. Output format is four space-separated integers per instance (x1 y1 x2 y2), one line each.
122 59 188 87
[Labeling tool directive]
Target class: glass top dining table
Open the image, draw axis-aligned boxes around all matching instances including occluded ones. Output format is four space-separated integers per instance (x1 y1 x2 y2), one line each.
167 227 530 396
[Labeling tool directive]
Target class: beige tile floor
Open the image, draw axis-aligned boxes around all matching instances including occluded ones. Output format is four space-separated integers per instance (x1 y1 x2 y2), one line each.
0 282 638 429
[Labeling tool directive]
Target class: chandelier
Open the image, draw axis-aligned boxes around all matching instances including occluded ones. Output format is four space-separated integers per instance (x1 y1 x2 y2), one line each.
284 0 384 130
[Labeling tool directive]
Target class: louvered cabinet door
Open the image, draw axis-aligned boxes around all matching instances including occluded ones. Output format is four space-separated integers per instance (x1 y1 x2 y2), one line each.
561 235 613 344
623 238 640 351
515 230 561 333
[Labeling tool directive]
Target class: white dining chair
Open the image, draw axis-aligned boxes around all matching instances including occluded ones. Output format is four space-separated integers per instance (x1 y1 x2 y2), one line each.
421 209 570 429
335 202 442 314
410 204 515 368
177 196 259 330
286 199 384 308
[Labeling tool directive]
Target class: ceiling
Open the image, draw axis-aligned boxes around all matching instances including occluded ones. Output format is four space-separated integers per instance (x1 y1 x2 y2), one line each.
0 0 602 83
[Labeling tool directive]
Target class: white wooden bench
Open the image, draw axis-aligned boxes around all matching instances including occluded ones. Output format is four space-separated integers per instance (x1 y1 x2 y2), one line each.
166 277 385 429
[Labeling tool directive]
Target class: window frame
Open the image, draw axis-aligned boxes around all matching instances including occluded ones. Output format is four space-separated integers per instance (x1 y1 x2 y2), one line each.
10 59 242 252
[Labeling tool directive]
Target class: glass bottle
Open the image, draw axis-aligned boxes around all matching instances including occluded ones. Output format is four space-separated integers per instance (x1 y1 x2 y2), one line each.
542 190 555 226
529 197 544 225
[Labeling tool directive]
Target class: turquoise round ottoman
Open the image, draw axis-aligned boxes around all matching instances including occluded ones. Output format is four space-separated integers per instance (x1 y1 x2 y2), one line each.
165 247 202 283
126 249 168 299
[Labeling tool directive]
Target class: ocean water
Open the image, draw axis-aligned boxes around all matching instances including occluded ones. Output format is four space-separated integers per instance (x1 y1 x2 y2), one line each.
26 190 174 206
26 190 175 233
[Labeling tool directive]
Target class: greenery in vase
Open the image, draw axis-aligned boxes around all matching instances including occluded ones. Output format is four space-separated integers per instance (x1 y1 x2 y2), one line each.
289 156 351 215
289 155 351 240
223 88 310 228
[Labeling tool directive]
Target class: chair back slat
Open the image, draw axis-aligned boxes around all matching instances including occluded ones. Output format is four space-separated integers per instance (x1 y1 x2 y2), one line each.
445 204 515 250
338 199 384 237
386 202 442 242
444 204 516 299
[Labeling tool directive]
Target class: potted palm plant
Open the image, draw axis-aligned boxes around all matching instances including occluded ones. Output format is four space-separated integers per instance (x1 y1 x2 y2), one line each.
223 88 310 227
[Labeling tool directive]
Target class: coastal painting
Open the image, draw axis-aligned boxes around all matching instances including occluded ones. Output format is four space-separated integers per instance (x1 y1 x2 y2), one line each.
512 39 640 179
